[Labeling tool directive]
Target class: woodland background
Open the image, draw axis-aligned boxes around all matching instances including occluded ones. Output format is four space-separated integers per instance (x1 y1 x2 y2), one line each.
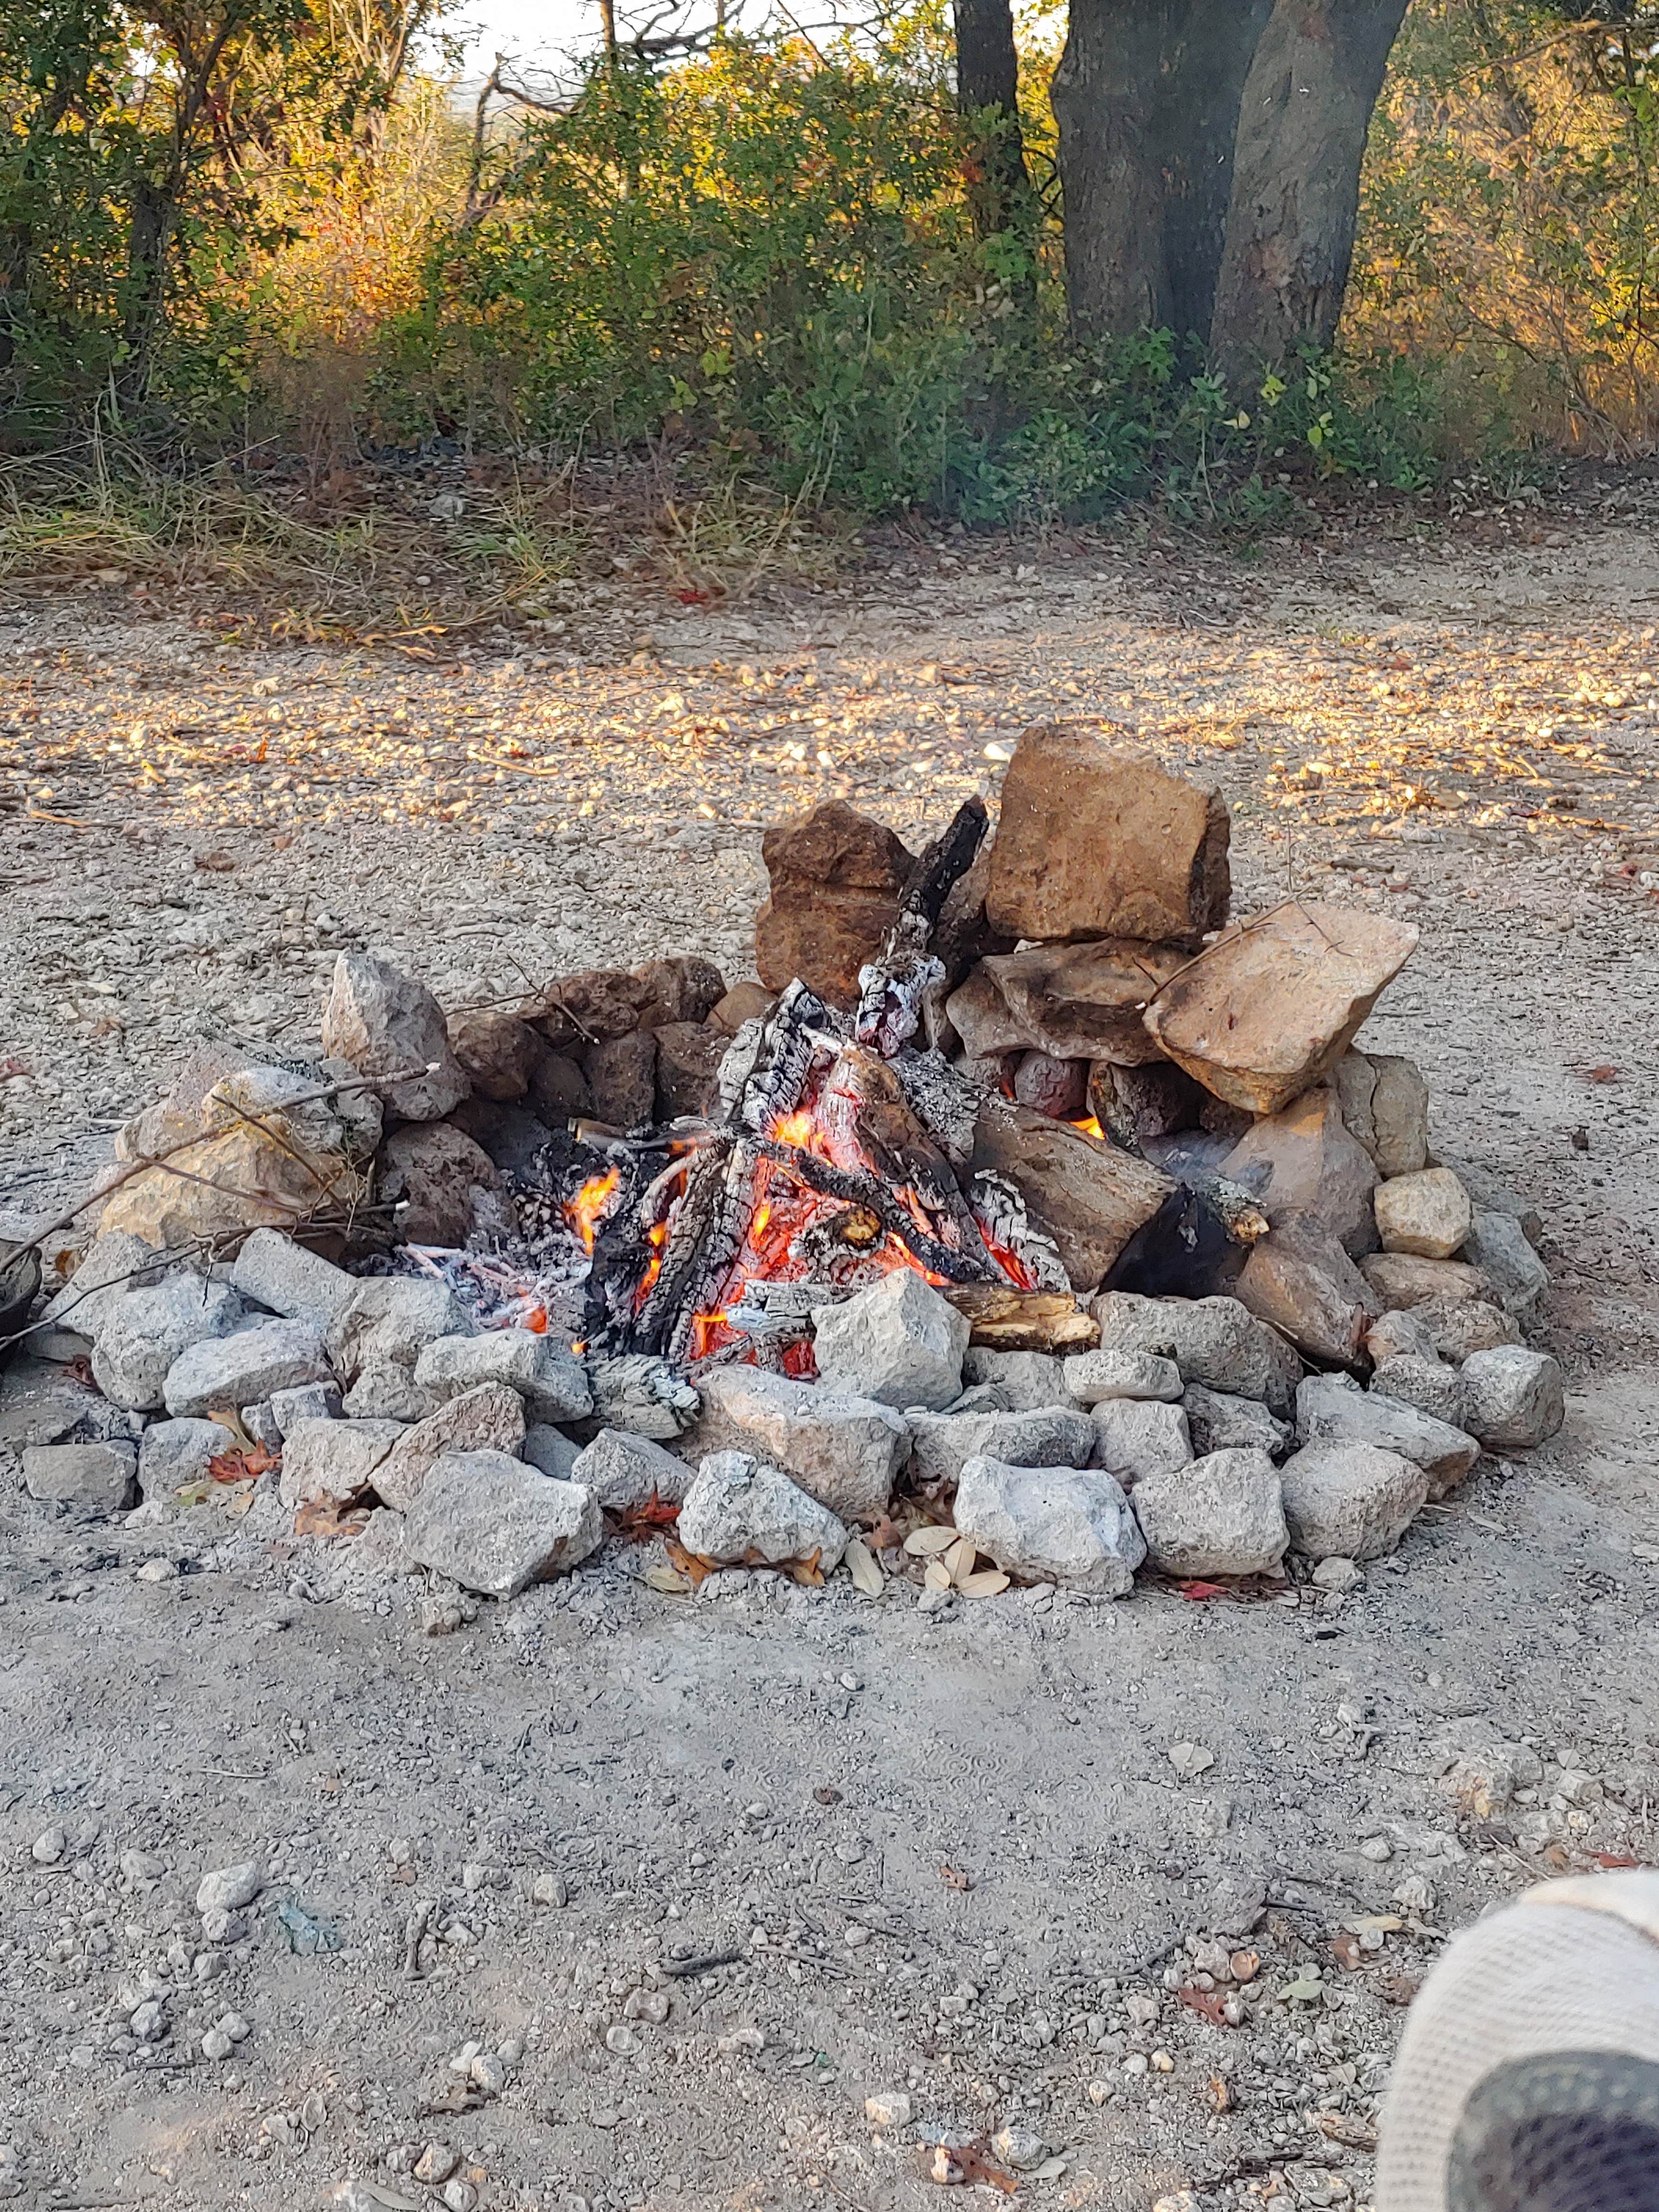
1 0 1656 584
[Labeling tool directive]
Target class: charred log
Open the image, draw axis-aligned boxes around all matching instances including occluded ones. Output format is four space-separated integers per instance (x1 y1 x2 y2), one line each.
855 800 990 1058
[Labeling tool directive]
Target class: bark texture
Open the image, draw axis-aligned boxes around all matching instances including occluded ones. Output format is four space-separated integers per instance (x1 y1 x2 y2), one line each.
1053 0 1272 344
1159 0 1276 343
953 0 1031 238
1210 0 1409 379
1051 0 1178 339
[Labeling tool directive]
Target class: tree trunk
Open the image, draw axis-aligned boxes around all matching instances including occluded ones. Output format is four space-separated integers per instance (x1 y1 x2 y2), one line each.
117 176 172 403
1052 0 1179 340
1052 0 1270 345
1209 0 1409 381
953 0 1031 241
1160 0 1275 343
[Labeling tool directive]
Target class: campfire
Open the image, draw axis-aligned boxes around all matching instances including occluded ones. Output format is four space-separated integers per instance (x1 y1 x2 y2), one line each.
3 722 1564 1613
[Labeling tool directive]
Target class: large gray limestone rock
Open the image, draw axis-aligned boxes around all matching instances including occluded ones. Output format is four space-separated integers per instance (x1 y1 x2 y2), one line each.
22 1440 137 1515
953 1456 1145 1596
1295 1371 1479 1499
374 1383 525 1513
907 1406 1097 1491
404 1449 601 1597
1459 1346 1565 1450
678 1368 909 1522
230 1229 356 1331
163 1320 333 1420
811 1270 970 1413
277 1418 404 1509
570 1429 693 1512
1090 1398 1194 1486
90 1274 244 1411
677 1450 848 1570
414 1331 592 1425
1278 1440 1428 1562
1092 1292 1303 1417
1131 1448 1288 1579
320 952 467 1121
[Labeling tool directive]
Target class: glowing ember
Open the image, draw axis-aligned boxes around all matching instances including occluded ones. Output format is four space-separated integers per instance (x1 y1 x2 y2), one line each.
564 1167 621 1255
1069 1114 1106 1141
769 1109 819 1151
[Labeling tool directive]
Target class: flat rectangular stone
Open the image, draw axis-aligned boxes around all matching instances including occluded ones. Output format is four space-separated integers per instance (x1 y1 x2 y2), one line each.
1143 902 1418 1116
23 1441 137 1514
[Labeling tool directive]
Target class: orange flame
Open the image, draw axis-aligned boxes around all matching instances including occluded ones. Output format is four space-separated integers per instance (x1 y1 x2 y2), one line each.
1068 1114 1106 1142
564 1167 620 1254
636 1218 669 1305
769 1109 818 1151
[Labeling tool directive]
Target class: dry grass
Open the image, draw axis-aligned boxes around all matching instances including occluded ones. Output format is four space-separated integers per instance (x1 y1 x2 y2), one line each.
0 441 854 638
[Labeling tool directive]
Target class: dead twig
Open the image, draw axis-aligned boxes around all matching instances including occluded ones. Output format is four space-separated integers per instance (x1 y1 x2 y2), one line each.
5 1062 426 1257
658 1947 743 1978
402 1898 434 1980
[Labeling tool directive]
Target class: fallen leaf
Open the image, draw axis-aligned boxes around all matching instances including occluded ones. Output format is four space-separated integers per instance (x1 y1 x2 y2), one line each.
1328 1933 1364 1973
1278 1975 1325 2003
927 2142 1015 2194
1229 1949 1259 1983
958 1569 1011 1599
1377 1973 1421 2006
845 1537 884 1597
207 1443 279 1484
924 1558 953 1591
665 1536 714 1587
1584 1064 1621 1083
614 1493 680 1536
1343 1913 1402 1935
940 1862 974 1892
1177 1986 1234 2026
787 1548 825 1589
293 1497 369 1540
904 1525 957 1557
208 1408 257 1454
643 1561 690 1595
813 1786 842 1806
1316 2112 1378 2151
1179 1579 1230 1602
1167 1740 1215 1779
943 1535 978 1586
1592 1851 1643 1869
1207 2075 1233 2113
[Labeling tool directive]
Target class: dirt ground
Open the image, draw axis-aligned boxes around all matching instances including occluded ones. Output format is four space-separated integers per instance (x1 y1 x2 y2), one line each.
2 486 1659 2212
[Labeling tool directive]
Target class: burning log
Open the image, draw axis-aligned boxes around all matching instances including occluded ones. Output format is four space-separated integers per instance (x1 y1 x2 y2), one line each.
968 1097 1179 1296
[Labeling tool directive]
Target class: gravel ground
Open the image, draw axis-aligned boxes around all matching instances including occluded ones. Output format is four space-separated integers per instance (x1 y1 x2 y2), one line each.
2 490 1659 2212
